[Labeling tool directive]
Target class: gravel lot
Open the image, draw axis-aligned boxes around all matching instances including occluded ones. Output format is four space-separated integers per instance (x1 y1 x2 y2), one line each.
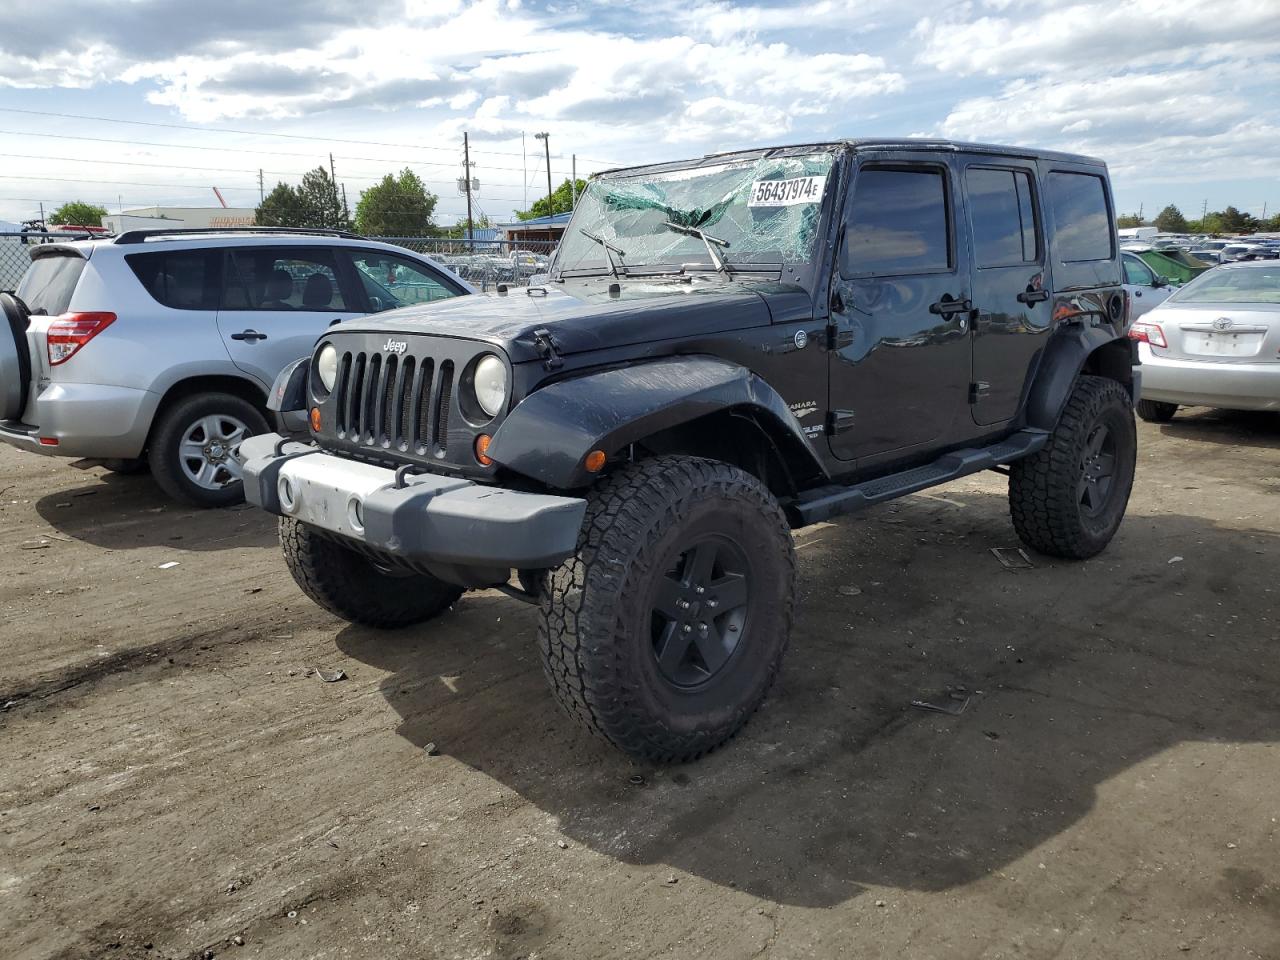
2 409 1278 960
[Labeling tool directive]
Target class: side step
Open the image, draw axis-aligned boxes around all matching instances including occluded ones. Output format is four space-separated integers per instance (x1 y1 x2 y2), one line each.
789 429 1049 526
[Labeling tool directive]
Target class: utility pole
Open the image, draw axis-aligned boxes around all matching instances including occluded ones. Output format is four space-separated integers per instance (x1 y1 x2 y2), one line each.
535 132 552 219
38 201 44 228
522 132 527 209
1202 198 1208 221
571 154 577 209
463 132 474 246
258 169 264 204
329 153 348 225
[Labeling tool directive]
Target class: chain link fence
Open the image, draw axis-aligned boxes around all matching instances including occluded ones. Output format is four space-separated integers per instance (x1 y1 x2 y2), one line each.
373 237 556 290
0 232 557 295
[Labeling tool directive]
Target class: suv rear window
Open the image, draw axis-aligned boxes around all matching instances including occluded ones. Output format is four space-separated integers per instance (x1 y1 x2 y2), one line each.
1046 171 1113 262
16 253 85 315
126 251 214 309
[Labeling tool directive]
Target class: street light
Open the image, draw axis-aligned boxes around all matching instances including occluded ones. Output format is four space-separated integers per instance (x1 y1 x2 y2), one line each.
534 132 553 220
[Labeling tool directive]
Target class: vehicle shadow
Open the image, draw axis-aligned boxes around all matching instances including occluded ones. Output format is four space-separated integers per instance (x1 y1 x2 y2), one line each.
335 489 1280 908
1158 407 1280 448
33 470 276 551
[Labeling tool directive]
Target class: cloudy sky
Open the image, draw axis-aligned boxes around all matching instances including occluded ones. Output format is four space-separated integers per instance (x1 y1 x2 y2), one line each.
0 0 1276 227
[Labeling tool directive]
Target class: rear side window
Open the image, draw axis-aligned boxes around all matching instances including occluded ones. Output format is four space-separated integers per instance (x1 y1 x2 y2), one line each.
1046 172 1113 262
223 248 348 311
966 167 1039 267
126 251 214 309
16 254 85 315
842 167 951 276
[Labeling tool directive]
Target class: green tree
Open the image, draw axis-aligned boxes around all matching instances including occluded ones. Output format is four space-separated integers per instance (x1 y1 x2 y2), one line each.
516 178 588 221
1153 204 1188 233
255 182 309 227
299 166 348 230
1216 205 1257 235
354 169 439 236
1116 213 1146 229
48 201 108 227
255 166 350 229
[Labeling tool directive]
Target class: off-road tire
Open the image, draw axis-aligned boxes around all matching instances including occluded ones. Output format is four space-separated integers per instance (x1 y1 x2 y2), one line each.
279 517 463 628
538 456 796 762
103 458 148 475
1010 375 1136 560
148 392 268 507
1136 398 1177 423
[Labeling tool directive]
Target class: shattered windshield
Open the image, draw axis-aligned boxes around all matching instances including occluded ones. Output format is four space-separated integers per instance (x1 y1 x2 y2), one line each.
556 152 836 276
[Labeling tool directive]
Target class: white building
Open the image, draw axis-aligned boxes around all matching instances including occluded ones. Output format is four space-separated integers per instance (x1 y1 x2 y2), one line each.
100 206 257 233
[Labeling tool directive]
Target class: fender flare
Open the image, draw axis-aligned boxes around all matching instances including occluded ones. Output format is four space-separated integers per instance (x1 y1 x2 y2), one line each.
1022 326 1137 432
487 355 823 489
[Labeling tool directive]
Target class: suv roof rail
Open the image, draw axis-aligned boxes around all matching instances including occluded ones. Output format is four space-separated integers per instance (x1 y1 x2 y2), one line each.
113 226 367 245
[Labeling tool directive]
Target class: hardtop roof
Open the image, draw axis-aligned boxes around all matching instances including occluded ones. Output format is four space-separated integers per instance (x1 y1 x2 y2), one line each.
596 138 1107 179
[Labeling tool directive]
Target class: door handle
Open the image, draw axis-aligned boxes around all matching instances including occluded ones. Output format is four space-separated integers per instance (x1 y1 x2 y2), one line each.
230 329 268 342
1016 288 1050 305
929 296 972 316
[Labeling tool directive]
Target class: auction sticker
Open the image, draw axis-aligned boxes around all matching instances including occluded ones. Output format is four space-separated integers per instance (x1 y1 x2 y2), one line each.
748 176 826 207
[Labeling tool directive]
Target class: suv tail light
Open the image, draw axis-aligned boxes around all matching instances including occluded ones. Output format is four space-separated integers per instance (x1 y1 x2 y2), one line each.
47 312 116 365
1128 320 1167 349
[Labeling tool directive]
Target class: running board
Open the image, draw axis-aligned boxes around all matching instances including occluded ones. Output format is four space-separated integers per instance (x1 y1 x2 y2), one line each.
790 429 1049 526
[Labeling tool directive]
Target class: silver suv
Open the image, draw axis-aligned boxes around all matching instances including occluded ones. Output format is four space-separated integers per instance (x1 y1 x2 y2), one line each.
0 228 473 506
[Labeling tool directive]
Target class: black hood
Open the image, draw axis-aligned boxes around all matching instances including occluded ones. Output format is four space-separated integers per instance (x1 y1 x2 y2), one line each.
335 277 813 363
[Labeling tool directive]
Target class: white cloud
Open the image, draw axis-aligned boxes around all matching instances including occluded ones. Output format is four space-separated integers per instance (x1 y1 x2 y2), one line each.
914 0 1280 77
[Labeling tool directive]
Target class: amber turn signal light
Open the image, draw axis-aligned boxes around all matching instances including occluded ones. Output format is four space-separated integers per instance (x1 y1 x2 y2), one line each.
309 407 322 431
475 434 494 466
584 449 607 473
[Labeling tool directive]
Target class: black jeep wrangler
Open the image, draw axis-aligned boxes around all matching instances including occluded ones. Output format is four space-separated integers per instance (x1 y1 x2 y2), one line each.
240 139 1138 762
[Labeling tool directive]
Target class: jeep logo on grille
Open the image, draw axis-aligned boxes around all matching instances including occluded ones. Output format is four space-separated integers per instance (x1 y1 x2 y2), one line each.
382 338 408 354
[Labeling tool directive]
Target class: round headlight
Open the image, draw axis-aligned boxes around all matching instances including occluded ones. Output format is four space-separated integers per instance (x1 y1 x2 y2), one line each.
473 354 507 418
316 343 339 392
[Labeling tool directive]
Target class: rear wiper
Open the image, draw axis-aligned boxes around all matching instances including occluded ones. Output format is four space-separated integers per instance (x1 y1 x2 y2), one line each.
663 221 731 275
578 229 628 277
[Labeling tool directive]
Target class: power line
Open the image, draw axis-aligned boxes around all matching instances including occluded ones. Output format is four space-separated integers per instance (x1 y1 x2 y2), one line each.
0 127 589 179
0 106 625 166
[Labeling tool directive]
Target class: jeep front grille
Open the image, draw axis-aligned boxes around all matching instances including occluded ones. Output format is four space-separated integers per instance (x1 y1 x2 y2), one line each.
333 349 455 455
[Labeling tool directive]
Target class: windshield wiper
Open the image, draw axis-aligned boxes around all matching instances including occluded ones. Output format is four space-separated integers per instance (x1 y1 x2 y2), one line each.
578 229 628 277
663 221 731 275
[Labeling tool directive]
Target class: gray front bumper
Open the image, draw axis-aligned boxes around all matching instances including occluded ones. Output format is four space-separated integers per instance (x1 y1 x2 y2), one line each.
239 433 587 569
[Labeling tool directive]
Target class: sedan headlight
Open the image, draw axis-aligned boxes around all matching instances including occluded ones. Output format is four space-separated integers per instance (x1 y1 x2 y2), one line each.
316 343 339 392
472 354 507 418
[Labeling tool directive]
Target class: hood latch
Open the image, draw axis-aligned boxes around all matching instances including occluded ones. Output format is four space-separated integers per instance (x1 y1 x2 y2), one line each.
533 327 563 370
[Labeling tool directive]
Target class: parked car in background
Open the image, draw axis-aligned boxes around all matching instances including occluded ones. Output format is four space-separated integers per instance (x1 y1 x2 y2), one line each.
1122 251 1175 319
0 228 473 506
1129 261 1280 421
1188 248 1222 264
1221 243 1278 262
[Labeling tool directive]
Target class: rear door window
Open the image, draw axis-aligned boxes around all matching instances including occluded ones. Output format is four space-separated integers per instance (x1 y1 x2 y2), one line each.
842 167 952 276
126 250 215 309
222 248 349 311
966 167 1039 267
1046 171 1113 262
16 253 85 315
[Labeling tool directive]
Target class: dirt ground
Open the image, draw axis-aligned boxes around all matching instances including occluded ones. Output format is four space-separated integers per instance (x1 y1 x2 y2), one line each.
1 409 1278 960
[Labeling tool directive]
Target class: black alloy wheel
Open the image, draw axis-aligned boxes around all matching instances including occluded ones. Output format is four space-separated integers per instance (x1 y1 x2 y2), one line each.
650 536 751 689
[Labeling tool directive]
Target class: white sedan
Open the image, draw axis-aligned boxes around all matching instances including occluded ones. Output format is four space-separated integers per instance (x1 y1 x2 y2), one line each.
1130 261 1280 421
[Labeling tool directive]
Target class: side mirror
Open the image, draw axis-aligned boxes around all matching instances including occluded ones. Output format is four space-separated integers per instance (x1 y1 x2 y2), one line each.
368 295 384 312
1152 276 1169 289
